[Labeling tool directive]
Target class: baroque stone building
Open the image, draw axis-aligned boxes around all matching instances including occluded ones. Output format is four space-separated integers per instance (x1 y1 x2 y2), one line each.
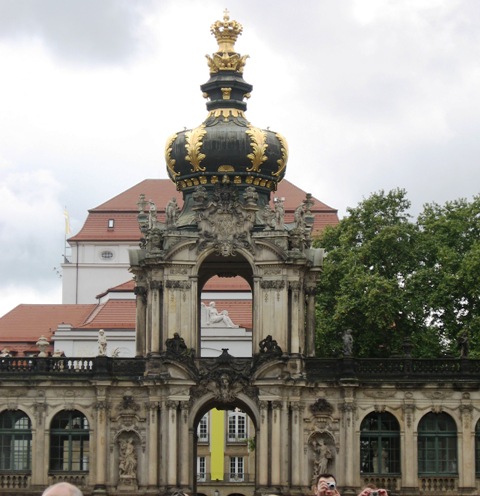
1 11 480 496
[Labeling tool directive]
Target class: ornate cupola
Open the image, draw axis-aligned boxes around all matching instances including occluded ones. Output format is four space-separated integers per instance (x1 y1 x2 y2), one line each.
165 10 288 203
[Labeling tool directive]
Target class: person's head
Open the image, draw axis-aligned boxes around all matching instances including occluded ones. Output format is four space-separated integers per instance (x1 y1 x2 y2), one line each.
315 474 338 496
42 482 83 496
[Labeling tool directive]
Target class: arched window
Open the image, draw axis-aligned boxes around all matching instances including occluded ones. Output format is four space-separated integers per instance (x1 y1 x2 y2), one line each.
50 410 89 472
418 412 457 475
0 410 32 471
360 411 400 475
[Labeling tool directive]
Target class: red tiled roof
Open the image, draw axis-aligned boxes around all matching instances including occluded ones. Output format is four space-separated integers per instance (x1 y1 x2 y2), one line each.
203 276 251 291
69 179 338 242
96 279 135 298
79 300 136 329
0 304 96 342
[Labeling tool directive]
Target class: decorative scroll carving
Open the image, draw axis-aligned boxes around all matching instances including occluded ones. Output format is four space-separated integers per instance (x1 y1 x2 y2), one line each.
195 184 256 256
192 350 255 405
310 398 334 416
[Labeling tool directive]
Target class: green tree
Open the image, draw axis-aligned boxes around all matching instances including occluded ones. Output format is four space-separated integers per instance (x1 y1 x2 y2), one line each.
415 196 480 356
315 189 423 357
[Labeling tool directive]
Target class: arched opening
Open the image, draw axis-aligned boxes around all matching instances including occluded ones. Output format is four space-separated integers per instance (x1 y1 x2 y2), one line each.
192 397 257 496
0 410 32 472
360 411 400 476
50 409 89 473
198 253 253 358
418 412 457 475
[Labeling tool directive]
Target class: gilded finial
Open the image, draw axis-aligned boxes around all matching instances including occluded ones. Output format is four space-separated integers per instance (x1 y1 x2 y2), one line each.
206 11 249 74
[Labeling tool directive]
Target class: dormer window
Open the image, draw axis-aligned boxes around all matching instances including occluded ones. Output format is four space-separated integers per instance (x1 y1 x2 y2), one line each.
107 219 115 229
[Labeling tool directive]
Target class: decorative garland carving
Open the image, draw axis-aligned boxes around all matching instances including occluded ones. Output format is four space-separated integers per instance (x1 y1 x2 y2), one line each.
165 280 192 290
260 280 285 290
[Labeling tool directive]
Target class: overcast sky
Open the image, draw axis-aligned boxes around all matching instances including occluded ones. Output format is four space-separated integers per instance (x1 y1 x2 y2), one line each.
0 0 479 317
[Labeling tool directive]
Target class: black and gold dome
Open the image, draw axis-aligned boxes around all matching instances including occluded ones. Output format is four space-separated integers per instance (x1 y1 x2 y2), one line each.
165 11 288 194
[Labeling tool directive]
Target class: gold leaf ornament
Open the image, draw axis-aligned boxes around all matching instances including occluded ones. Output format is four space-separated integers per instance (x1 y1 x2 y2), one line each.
185 125 207 172
165 133 179 177
272 132 288 177
246 125 268 172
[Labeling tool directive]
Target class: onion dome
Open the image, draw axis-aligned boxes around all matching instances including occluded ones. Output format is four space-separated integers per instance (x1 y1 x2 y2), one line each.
165 10 288 195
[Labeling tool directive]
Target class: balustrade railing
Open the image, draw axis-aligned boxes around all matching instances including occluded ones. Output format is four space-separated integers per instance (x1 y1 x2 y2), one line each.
1 355 480 382
0 473 30 489
420 476 457 492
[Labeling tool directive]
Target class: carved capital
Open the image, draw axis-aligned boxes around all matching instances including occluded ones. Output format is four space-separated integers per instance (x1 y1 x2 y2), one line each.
134 286 148 304
149 280 163 291
260 280 285 290
165 280 192 290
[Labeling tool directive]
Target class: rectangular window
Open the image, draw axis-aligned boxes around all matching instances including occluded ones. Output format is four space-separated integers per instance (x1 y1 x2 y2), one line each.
198 414 208 442
107 219 115 229
197 456 206 482
228 409 247 442
229 456 244 482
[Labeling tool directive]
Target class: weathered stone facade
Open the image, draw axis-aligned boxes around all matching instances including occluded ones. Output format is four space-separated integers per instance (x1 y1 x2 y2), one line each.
1 11 479 496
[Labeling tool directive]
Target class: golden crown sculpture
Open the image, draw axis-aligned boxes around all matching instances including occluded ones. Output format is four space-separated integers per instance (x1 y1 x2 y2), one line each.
206 10 249 74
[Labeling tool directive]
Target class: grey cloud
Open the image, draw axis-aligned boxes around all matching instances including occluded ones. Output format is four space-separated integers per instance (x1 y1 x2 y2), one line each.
0 0 155 64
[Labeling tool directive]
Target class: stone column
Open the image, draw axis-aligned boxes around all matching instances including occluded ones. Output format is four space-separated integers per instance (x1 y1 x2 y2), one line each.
459 402 475 489
150 281 162 355
134 286 147 357
305 282 317 357
290 402 304 488
252 276 262 353
32 403 47 486
401 400 417 490
94 396 109 494
179 402 191 488
146 401 160 489
159 402 168 491
340 395 357 491
289 282 302 354
280 400 289 487
166 401 178 487
271 401 282 487
257 401 269 486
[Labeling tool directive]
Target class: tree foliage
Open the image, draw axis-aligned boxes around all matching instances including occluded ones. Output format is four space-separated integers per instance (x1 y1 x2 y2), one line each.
314 190 480 358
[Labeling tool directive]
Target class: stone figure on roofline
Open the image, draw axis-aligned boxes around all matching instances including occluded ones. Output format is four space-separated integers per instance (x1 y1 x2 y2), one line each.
97 329 107 356
165 197 180 227
342 329 353 356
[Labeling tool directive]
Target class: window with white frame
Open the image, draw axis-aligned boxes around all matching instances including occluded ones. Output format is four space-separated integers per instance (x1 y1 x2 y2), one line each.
197 456 206 482
229 456 244 482
198 414 209 442
228 408 247 442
